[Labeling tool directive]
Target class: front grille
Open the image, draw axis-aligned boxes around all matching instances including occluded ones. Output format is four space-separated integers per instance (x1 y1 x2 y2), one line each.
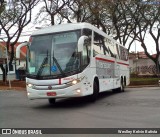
32 84 69 90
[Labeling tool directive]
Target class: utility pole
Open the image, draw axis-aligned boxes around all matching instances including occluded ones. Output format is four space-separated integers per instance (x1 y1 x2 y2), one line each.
5 47 11 88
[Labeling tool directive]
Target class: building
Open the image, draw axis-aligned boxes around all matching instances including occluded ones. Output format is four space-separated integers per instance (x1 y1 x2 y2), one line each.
0 42 27 80
129 51 160 76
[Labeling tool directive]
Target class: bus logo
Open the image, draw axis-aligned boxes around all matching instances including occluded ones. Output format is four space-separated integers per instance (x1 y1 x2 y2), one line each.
48 86 52 90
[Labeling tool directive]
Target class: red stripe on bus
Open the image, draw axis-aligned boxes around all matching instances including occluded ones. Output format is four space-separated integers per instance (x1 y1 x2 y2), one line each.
117 62 129 66
95 57 115 63
96 57 129 66
59 78 61 85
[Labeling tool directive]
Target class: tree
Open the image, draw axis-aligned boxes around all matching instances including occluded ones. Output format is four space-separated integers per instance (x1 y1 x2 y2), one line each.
35 0 97 26
104 0 160 73
35 0 69 26
90 0 160 74
63 0 139 47
95 0 160 73
128 0 160 74
0 0 39 82
64 0 93 23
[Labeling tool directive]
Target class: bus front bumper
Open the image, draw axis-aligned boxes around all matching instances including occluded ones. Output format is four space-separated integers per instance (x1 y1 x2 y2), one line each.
27 83 84 100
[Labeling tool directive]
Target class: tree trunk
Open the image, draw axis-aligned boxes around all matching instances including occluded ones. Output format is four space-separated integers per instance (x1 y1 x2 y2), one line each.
0 64 6 82
152 58 160 76
156 61 160 76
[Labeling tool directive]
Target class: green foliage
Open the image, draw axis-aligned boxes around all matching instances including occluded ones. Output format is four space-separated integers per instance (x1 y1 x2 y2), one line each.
131 77 159 82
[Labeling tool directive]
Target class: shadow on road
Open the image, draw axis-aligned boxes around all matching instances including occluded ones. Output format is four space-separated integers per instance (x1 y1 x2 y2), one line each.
31 89 127 109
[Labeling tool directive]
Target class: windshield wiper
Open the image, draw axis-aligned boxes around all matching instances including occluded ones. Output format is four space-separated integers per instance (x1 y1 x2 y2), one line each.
52 56 66 77
36 52 48 78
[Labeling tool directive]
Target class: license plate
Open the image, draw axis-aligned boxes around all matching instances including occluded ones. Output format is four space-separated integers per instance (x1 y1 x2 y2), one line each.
47 92 56 96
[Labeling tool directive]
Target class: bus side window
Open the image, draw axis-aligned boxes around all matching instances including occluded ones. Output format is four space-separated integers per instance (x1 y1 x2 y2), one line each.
124 48 129 61
120 46 128 61
93 32 105 56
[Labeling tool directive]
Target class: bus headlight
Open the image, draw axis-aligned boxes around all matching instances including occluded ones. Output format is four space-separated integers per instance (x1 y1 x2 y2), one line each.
27 83 33 88
72 79 79 85
67 76 85 86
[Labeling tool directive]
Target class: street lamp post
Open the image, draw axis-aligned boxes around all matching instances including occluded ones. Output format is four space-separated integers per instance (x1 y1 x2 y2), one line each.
5 47 11 88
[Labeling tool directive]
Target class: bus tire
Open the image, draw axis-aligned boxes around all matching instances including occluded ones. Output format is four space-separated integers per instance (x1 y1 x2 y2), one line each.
48 98 56 104
113 78 124 92
119 78 124 92
90 81 99 102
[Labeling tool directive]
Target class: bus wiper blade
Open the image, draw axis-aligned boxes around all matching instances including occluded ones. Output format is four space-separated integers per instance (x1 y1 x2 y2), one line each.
36 57 48 78
52 56 66 77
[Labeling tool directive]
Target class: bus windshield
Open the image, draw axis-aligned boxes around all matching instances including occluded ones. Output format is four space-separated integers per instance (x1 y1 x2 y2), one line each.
27 30 81 79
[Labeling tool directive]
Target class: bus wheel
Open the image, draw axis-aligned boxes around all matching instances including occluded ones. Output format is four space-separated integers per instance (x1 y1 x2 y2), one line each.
48 98 56 104
114 78 124 92
119 78 124 92
90 81 99 102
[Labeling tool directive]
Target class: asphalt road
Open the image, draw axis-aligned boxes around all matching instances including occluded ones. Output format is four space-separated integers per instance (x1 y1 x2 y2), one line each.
0 87 160 137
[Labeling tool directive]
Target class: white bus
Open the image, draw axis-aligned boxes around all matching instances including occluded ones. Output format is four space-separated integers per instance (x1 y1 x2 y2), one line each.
26 23 130 104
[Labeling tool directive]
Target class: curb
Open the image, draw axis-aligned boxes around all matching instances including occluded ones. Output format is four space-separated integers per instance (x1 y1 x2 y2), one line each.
128 85 159 88
0 84 159 91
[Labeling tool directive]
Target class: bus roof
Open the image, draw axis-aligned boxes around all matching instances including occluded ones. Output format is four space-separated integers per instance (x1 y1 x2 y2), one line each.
32 22 104 36
32 22 126 48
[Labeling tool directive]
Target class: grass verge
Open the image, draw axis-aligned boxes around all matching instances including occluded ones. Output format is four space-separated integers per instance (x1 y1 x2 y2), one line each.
130 77 160 86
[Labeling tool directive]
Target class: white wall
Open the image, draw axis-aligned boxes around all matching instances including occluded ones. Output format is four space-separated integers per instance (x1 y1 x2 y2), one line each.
129 58 157 75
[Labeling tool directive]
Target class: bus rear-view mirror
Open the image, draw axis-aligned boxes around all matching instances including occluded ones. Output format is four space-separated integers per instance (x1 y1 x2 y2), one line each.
78 35 88 52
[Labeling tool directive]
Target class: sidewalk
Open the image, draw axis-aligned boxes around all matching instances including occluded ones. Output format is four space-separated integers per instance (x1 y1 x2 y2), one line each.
0 80 26 91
